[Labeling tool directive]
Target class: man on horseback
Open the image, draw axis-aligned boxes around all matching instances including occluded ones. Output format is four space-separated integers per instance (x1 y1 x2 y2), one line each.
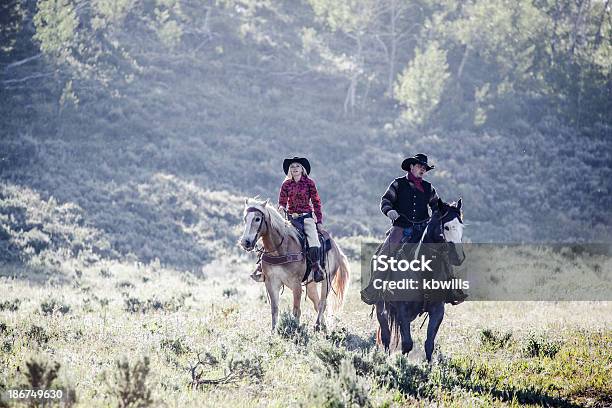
379 153 467 304
381 153 438 245
250 157 325 283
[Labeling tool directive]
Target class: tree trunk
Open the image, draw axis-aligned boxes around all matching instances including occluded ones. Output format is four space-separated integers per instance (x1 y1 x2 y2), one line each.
457 46 470 79
387 0 398 98
594 0 610 47
344 35 363 116
570 0 587 58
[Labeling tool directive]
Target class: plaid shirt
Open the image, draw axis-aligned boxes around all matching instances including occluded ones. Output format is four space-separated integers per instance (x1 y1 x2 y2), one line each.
278 176 323 223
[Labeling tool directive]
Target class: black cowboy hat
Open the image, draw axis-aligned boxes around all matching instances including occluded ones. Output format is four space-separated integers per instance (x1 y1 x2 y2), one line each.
283 157 311 175
401 153 435 172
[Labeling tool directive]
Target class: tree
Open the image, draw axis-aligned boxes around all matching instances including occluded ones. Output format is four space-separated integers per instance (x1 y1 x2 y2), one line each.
307 0 379 115
393 41 449 126
371 0 424 98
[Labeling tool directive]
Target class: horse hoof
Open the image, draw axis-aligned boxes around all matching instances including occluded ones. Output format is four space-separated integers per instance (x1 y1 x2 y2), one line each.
314 323 326 332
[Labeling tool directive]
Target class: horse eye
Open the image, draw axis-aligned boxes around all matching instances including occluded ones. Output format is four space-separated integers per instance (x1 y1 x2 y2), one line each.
255 217 261 222
444 226 450 231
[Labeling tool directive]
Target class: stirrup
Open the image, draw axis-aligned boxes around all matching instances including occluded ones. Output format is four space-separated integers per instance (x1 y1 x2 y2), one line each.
250 264 265 282
450 291 468 305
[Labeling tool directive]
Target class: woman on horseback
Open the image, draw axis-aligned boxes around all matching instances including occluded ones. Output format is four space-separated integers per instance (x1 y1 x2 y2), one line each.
278 157 325 283
250 156 325 283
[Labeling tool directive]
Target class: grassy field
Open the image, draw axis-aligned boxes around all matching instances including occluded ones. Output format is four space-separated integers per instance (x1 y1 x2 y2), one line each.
0 257 610 407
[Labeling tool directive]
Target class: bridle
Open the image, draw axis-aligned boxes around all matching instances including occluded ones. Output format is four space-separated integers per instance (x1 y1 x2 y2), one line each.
415 208 462 256
244 206 317 281
244 207 285 255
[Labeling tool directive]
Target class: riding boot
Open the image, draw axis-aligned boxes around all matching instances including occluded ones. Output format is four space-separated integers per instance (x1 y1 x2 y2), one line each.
308 247 324 283
449 288 468 305
250 263 265 282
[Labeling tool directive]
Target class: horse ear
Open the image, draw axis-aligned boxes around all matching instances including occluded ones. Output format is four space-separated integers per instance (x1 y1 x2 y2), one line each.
457 198 462 210
437 198 444 210
245 198 249 206
264 198 270 207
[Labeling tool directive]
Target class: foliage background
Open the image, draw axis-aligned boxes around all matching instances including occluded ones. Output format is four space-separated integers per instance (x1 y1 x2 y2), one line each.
1 0 611 271
1 2 611 406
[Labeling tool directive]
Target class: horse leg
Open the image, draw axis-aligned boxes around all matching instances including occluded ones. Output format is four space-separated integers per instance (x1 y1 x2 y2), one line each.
315 279 330 331
398 303 419 355
306 282 319 314
424 302 445 362
375 301 391 352
292 284 302 321
265 276 283 331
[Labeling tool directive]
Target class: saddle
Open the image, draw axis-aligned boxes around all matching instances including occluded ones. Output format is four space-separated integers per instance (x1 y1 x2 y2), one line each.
289 216 333 282
360 228 456 306
288 217 331 253
260 215 333 282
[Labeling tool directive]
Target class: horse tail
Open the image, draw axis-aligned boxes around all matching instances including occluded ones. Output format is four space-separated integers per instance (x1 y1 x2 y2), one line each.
376 303 401 351
388 306 401 351
331 242 350 313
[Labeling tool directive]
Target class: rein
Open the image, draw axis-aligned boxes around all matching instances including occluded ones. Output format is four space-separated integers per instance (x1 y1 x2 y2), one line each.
413 209 453 314
397 213 430 225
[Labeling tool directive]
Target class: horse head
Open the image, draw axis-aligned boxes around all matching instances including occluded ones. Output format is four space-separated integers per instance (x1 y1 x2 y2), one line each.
433 198 465 265
240 198 270 251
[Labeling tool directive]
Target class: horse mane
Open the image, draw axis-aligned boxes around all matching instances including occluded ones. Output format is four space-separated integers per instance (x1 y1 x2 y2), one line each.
439 200 463 223
245 198 300 243
447 201 464 223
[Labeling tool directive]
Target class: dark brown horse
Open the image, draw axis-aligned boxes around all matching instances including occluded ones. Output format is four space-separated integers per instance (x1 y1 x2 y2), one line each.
376 199 466 361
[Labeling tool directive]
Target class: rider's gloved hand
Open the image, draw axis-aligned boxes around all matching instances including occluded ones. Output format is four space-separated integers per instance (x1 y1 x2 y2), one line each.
387 210 399 221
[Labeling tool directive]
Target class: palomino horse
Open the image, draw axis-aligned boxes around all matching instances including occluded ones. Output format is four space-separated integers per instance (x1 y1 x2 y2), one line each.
239 198 350 330
376 199 466 361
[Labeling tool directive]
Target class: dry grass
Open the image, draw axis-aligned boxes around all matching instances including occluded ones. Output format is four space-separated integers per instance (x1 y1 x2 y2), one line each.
0 257 610 407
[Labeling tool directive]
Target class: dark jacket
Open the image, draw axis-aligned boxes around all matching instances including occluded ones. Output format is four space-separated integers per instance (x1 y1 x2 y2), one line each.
380 176 439 228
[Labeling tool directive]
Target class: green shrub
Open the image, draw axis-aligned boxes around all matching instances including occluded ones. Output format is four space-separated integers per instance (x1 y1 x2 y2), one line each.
124 295 188 313
314 341 381 379
1 341 12 353
40 298 71 316
327 327 375 352
310 358 372 408
124 297 144 313
24 359 60 389
523 334 561 358
276 311 309 346
315 341 350 374
480 328 512 350
105 356 154 408
222 287 238 298
115 281 135 289
19 358 77 407
376 355 432 399
0 299 20 312
327 327 349 347
25 325 50 346
99 268 113 278
161 337 190 356
0 183 113 266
